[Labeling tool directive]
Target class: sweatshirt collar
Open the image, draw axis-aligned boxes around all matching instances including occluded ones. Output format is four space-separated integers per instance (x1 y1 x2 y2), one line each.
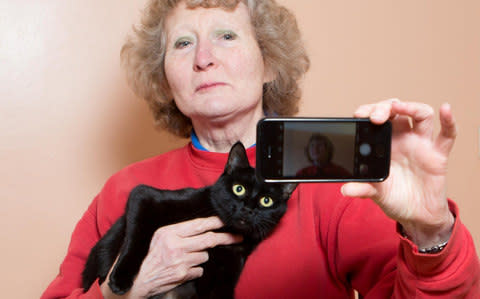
191 130 256 152
187 141 257 170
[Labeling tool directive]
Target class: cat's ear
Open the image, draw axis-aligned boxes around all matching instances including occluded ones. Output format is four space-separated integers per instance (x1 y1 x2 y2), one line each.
225 142 250 174
281 183 298 199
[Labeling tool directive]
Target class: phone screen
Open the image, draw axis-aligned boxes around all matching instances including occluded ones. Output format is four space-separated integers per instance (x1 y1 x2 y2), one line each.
282 122 356 178
256 118 391 182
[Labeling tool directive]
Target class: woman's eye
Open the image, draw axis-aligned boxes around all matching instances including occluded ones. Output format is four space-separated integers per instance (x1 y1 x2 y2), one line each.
259 196 274 208
174 39 192 49
232 184 246 196
217 30 237 41
223 33 235 40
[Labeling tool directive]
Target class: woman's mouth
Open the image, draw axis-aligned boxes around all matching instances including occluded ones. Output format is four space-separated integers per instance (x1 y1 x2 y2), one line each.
195 82 226 92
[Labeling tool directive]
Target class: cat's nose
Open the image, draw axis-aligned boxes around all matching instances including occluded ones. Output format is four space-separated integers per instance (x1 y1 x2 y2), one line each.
241 207 254 215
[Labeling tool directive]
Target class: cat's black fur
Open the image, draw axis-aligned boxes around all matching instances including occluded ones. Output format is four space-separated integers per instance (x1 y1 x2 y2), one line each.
82 142 297 299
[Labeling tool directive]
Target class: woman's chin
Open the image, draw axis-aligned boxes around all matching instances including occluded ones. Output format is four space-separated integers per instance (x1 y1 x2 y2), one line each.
191 107 254 123
192 111 239 125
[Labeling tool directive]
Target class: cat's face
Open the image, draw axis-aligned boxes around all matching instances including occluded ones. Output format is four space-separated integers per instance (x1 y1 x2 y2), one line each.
211 142 297 240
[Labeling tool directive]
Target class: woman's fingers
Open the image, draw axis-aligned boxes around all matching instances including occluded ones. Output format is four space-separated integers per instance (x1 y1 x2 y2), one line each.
355 99 438 139
391 101 435 137
436 103 457 155
135 216 241 295
354 98 398 120
168 253 207 282
184 266 204 281
114 216 240 298
153 216 242 252
173 216 224 238
370 100 398 123
182 231 243 252
354 104 376 118
341 182 378 199
184 251 209 266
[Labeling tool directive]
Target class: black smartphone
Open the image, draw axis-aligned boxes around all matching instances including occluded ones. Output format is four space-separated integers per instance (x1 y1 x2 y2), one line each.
256 117 391 183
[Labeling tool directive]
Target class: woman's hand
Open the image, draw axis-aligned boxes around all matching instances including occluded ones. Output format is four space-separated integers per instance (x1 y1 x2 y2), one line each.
100 216 242 298
341 99 456 249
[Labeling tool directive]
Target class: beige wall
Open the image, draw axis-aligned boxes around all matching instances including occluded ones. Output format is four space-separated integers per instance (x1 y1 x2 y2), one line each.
1 1 478 298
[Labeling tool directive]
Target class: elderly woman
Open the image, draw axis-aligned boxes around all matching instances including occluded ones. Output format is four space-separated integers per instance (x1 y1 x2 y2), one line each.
296 134 352 178
41 0 479 298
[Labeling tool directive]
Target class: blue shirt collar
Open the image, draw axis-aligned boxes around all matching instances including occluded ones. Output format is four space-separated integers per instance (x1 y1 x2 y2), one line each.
191 130 209 151
191 130 256 152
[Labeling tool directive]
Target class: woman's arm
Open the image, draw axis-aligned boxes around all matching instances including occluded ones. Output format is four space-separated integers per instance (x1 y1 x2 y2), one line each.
333 195 480 298
343 100 456 251
41 196 240 299
40 197 104 299
339 99 480 297
99 217 241 299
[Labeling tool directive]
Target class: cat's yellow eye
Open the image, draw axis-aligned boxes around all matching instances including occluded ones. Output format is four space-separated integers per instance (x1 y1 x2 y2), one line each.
232 184 246 196
260 196 274 207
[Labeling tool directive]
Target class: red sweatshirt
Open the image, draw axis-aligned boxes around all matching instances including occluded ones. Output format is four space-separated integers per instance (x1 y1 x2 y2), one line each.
41 143 480 298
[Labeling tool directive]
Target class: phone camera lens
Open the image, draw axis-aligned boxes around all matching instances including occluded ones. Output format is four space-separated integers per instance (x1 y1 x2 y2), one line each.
359 143 372 156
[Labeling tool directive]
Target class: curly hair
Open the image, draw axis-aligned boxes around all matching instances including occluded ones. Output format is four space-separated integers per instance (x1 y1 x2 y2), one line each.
121 0 310 138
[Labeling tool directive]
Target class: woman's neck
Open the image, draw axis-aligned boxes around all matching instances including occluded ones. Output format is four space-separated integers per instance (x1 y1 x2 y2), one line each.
191 110 264 153
312 159 329 167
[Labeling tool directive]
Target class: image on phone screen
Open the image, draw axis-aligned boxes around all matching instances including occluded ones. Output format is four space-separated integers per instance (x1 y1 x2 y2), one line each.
256 118 391 182
283 122 355 178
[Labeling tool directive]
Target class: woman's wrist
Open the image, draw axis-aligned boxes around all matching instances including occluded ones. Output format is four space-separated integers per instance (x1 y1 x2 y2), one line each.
400 211 455 251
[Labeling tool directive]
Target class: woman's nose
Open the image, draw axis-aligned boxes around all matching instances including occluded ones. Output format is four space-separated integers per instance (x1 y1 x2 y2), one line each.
193 40 217 71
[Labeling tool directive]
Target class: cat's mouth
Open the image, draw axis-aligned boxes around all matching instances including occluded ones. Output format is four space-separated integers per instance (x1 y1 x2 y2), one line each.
231 218 251 233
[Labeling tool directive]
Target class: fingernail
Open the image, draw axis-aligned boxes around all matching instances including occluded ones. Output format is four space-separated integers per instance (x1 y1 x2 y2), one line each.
371 112 383 121
354 108 361 114
354 107 367 116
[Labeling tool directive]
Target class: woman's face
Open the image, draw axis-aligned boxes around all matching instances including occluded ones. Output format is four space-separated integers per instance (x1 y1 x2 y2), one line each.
308 139 328 163
164 2 270 125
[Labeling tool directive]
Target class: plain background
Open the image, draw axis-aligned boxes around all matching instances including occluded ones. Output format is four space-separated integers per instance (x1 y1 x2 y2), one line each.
1 0 479 298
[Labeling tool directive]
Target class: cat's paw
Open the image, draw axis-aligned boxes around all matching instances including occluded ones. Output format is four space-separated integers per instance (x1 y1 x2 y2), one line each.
108 275 132 295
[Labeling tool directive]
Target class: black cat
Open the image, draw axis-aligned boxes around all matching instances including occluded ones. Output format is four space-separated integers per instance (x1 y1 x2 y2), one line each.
82 142 297 298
